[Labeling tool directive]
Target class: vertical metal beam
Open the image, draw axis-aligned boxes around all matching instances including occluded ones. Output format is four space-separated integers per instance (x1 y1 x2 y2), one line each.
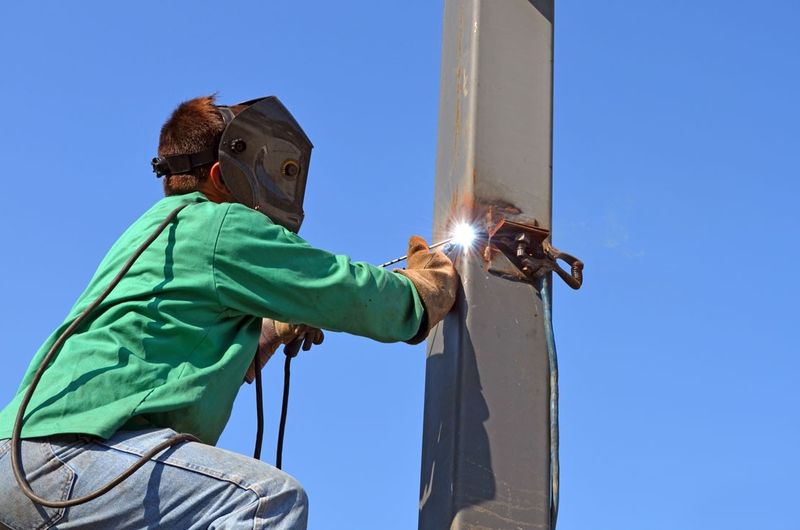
419 1 555 529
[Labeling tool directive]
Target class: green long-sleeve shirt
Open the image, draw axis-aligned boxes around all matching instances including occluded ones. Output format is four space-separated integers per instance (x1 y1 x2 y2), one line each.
0 192 424 444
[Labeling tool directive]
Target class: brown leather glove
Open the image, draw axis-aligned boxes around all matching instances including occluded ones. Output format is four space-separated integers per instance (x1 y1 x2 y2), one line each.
396 236 459 344
244 319 324 383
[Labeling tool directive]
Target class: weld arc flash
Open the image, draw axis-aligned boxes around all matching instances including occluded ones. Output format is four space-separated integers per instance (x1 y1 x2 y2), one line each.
151 96 314 233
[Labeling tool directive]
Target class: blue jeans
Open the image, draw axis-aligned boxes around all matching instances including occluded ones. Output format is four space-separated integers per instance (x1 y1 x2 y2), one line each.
0 428 308 529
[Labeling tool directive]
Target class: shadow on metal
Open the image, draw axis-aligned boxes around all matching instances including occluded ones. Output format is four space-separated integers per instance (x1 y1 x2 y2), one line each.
528 0 553 22
419 281 496 527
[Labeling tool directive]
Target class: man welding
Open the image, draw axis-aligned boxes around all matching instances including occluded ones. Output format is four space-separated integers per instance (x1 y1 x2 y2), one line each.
0 95 458 529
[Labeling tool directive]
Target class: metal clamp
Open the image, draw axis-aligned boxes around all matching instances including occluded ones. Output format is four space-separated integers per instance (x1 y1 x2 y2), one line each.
486 219 584 290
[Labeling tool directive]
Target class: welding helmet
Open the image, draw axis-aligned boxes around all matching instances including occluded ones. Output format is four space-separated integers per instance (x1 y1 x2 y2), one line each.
152 96 313 233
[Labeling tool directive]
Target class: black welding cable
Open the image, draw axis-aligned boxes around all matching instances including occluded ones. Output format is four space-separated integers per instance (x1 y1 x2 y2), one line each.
275 337 302 470
10 204 200 509
253 353 265 460
253 338 300 468
275 355 291 470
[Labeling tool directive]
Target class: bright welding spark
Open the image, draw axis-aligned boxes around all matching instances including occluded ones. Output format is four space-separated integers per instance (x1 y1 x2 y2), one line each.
379 222 479 268
450 222 477 249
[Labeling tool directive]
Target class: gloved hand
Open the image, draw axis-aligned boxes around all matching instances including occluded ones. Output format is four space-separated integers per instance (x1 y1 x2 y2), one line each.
244 319 324 383
396 236 459 344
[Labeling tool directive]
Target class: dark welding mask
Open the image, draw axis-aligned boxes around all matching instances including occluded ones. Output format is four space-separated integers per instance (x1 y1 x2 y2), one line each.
152 96 313 233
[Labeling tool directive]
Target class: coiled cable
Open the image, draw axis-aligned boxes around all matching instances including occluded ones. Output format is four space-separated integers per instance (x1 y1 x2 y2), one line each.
10 204 199 508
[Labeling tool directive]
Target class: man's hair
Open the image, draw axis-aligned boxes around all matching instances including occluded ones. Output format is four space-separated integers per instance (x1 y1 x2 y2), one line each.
158 95 225 196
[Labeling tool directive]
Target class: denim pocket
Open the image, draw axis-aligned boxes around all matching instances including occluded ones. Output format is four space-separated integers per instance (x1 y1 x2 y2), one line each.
0 438 75 530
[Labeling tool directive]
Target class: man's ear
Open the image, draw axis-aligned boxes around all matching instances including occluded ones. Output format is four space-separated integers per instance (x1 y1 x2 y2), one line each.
209 162 230 195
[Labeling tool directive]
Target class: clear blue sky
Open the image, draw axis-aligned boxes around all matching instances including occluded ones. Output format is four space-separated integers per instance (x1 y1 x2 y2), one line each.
1 1 798 529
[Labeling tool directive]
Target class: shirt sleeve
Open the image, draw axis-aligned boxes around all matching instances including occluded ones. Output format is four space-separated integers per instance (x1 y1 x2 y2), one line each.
212 203 425 343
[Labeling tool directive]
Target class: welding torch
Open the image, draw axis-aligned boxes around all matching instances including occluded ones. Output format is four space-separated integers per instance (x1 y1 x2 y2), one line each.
379 222 479 268
379 238 456 268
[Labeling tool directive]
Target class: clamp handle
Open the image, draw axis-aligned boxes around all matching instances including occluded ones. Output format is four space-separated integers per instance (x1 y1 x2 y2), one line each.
544 242 584 290
552 253 583 290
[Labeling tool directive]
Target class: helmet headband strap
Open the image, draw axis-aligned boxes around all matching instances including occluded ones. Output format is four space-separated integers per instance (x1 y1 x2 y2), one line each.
151 148 217 178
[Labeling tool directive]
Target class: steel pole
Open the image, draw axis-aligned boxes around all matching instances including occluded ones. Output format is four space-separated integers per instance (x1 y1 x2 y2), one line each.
419 1 555 529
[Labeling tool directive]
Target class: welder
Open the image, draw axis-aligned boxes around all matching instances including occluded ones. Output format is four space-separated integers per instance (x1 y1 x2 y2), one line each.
0 95 458 529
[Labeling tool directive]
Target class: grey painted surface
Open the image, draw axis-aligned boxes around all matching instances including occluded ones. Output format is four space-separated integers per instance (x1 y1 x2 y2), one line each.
419 1 555 529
